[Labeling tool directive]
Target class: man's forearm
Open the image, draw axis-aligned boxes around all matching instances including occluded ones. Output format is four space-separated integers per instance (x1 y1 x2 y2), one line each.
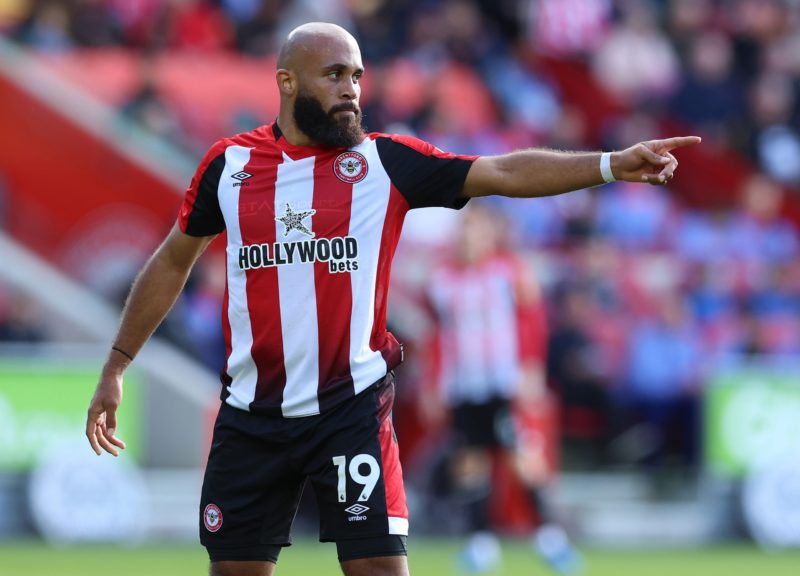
464 136 700 199
111 249 193 361
491 149 608 198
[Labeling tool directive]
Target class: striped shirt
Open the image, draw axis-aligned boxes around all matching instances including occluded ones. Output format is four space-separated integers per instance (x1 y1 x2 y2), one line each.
179 123 476 417
427 255 547 404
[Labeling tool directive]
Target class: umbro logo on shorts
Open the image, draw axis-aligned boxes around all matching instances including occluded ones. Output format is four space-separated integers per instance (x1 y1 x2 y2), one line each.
344 503 369 521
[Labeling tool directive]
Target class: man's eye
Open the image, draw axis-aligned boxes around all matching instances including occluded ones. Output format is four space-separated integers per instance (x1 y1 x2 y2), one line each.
328 71 340 79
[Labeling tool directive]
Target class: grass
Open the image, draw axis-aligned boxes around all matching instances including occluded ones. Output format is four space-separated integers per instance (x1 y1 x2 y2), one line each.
1 538 799 576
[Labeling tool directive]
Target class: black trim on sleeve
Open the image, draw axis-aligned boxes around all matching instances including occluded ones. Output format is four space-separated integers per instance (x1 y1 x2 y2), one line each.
185 152 226 236
375 137 473 210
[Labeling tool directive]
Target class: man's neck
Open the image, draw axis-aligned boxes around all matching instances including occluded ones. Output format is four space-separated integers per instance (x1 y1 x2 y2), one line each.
275 112 317 147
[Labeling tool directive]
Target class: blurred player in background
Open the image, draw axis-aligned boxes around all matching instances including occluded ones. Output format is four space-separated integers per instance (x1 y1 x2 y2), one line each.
421 204 579 574
86 21 699 576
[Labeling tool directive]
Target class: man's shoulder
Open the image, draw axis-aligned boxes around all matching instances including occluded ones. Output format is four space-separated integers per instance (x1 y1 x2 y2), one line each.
368 132 437 155
203 124 278 158
368 132 478 161
191 125 278 178
219 124 278 150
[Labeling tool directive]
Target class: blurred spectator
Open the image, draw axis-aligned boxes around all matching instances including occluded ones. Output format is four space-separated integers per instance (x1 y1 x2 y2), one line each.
121 57 183 144
168 0 233 52
547 283 613 467
593 181 676 251
483 52 562 138
12 1 74 52
727 0 789 79
230 0 283 55
746 72 800 184
69 0 120 47
674 209 735 265
619 290 701 467
729 174 798 267
106 0 169 49
669 31 747 147
0 290 47 343
591 0 680 104
527 0 612 58
666 0 715 48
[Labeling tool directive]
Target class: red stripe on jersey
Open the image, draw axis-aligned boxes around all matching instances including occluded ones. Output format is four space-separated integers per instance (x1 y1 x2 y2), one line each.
371 183 408 367
312 154 355 412
239 154 287 406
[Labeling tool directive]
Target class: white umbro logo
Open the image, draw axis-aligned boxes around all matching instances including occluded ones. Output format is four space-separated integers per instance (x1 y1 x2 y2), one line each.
231 171 253 181
345 503 369 516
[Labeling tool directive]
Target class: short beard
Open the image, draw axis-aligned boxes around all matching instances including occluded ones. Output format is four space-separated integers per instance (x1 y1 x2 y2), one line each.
293 92 365 149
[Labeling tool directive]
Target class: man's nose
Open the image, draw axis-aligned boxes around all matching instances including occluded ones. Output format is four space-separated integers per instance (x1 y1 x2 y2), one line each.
340 78 358 100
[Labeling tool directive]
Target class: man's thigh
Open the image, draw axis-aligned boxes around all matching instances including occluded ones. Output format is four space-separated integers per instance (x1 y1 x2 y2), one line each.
308 378 409 546
200 403 305 562
341 555 410 576
210 560 276 576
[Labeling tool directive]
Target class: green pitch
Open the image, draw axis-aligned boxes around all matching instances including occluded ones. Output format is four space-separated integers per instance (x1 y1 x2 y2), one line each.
1 538 799 576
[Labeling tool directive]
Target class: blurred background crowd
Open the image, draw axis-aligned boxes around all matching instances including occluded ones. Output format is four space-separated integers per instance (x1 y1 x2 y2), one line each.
3 0 799 469
1 0 800 553
3 0 800 174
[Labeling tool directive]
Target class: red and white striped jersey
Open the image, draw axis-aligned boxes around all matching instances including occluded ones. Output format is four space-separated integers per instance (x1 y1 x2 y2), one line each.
427 255 547 404
179 123 477 417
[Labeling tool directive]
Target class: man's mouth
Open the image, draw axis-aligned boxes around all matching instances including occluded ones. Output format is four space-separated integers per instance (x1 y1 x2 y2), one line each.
330 105 359 116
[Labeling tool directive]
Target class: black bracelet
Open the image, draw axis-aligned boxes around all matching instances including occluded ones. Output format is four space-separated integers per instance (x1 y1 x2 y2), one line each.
111 346 134 362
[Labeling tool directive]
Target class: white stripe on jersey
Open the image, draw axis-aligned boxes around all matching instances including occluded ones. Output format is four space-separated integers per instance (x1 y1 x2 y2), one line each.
433 265 521 404
348 139 391 392
485 275 519 396
454 277 487 401
276 153 321 417
219 145 258 411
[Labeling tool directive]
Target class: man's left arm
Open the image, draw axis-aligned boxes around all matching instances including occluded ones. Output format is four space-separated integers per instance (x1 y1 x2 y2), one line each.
462 136 701 199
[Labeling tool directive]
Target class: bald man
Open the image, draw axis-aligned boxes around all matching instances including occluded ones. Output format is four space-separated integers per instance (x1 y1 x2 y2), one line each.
86 22 700 576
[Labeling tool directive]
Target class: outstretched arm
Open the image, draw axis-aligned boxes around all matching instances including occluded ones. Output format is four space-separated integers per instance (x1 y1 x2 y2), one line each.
462 136 701 199
86 223 216 456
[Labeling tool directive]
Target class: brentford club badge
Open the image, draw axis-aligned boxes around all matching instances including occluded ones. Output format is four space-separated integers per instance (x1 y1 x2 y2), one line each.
204 503 223 533
334 151 368 183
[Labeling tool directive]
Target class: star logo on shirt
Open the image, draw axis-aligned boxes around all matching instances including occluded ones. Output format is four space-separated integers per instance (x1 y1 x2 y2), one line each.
276 203 316 238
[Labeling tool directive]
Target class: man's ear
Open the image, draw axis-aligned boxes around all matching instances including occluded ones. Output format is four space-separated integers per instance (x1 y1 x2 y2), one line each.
276 69 295 96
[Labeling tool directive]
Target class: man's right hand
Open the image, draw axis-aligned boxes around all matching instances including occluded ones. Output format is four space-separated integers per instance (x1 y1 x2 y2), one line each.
86 358 128 456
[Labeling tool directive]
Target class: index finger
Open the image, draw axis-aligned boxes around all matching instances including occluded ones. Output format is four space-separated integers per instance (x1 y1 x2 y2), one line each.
654 136 702 150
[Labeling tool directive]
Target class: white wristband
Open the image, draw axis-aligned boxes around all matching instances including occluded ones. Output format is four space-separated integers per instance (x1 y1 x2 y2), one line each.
600 152 616 183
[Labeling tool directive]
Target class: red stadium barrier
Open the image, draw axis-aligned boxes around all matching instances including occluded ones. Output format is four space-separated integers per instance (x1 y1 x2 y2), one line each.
0 72 193 293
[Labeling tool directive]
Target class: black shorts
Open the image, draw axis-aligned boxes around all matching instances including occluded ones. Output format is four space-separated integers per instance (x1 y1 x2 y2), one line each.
199 373 408 562
452 396 517 449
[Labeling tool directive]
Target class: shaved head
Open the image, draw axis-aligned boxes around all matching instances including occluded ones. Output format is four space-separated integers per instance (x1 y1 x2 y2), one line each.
275 22 366 149
277 22 359 71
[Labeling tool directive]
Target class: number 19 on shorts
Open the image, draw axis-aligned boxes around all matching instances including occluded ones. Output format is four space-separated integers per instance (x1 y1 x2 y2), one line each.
332 454 380 503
